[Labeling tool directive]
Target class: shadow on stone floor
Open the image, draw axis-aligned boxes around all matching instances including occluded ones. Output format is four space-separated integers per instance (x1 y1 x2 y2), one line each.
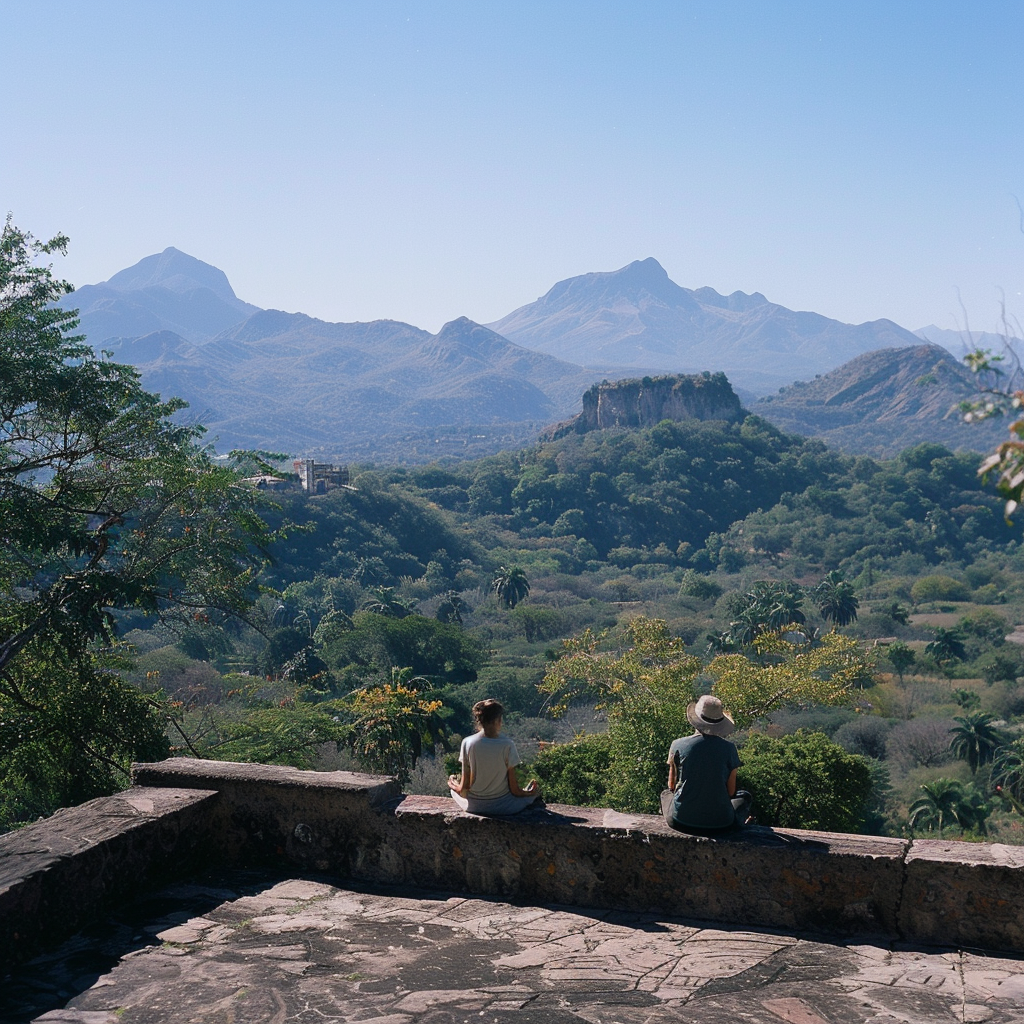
0 870 290 1024
5 868 1022 1024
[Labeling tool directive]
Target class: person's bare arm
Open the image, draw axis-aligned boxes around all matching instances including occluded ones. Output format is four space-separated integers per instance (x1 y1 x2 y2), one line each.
667 760 677 791
727 768 737 798
508 766 539 797
448 764 472 795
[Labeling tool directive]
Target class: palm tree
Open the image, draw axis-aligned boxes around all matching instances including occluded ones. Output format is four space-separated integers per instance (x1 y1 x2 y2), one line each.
271 602 299 628
435 591 467 625
925 626 967 668
879 601 910 625
907 778 972 835
813 570 859 628
491 565 530 609
949 712 1005 773
751 580 805 631
993 738 1024 803
727 607 763 647
362 585 414 618
705 631 736 656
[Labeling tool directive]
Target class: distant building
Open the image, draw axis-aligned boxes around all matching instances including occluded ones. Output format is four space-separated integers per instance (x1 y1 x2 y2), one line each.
242 474 294 491
294 459 350 494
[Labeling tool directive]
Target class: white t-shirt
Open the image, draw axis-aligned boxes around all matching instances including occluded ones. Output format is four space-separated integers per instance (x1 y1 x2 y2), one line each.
459 732 520 800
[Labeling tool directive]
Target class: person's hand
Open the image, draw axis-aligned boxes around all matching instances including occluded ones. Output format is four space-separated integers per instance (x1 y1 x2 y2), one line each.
448 774 461 792
524 779 539 795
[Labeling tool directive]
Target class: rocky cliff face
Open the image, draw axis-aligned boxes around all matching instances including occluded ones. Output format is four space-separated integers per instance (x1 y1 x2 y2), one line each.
542 372 743 439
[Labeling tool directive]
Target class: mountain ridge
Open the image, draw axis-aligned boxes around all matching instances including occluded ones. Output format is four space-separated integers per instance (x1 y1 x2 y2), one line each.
751 343 1007 456
65 247 990 461
487 258 923 392
61 247 259 345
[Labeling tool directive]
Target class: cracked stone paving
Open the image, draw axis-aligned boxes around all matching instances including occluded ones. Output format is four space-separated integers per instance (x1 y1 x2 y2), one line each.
4 870 1024 1024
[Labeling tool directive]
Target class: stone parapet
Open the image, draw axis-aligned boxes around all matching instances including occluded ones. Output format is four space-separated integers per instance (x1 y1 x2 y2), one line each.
132 758 401 871
377 796 907 939
5 759 1024 962
0 786 216 967
131 760 1024 952
902 838 1024 950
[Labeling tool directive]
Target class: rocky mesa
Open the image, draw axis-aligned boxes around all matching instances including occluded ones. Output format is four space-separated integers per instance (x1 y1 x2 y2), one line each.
542 371 743 440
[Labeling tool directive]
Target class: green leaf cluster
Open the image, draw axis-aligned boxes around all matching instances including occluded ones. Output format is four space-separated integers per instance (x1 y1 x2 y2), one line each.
738 730 874 833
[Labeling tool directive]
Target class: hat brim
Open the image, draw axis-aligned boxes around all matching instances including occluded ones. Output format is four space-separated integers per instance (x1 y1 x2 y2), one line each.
686 701 736 737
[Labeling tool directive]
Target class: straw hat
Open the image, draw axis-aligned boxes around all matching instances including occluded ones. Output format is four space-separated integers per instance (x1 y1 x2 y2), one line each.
686 695 735 737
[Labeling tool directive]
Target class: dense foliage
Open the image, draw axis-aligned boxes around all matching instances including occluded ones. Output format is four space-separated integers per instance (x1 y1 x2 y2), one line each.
8 220 1024 843
737 731 873 832
0 221 274 824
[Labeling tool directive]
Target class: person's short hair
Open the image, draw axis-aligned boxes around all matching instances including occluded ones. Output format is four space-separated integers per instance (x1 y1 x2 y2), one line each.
472 698 504 728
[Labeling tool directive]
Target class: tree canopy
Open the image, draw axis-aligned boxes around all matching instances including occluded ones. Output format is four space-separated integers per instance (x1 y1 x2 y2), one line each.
0 219 275 817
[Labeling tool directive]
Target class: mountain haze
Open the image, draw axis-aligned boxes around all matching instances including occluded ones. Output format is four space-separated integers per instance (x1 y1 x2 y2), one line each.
67 247 991 461
751 343 1008 456
62 247 260 345
99 311 602 457
488 258 923 393
915 324 1024 359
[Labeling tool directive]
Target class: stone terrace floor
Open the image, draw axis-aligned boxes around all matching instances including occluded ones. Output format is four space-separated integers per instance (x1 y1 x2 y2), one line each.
4 870 1024 1024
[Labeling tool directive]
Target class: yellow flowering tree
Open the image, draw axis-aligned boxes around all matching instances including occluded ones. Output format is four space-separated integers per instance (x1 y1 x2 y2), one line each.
540 615 701 715
541 616 702 812
709 630 872 727
540 617 873 814
337 682 448 783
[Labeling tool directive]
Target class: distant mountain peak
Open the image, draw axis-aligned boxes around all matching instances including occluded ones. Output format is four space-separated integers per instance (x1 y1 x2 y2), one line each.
617 256 670 283
488 259 923 391
66 248 259 346
540 257 690 310
692 286 769 312
750 342 1007 456
437 316 479 333
103 247 245 305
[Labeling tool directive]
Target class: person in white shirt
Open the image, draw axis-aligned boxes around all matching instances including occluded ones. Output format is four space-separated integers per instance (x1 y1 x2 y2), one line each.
448 698 541 815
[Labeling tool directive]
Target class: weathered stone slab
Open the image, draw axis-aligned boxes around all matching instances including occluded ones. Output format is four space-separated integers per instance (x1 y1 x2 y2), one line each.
11 873 1024 1024
901 838 1024 950
0 786 216 968
132 757 396 798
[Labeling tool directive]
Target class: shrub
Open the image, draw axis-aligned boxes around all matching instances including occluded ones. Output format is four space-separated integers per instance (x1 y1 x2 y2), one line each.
678 570 723 602
468 667 547 719
510 605 568 643
552 509 587 537
606 679 693 813
885 719 956 771
833 716 892 760
911 575 970 604
974 649 1024 685
738 731 873 832
530 733 613 806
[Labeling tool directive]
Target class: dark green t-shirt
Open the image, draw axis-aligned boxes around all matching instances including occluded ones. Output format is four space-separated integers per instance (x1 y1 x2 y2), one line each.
667 732 740 830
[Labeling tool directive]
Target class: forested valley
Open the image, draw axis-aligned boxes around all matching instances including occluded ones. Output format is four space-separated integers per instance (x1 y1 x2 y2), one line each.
6 220 1024 844
10 410 1024 841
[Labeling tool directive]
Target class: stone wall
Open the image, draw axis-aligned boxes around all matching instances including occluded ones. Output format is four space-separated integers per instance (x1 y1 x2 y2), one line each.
0 786 216 967
4 759 1024 966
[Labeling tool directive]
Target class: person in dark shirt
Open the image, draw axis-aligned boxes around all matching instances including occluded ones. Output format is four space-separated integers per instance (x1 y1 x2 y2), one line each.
661 694 752 834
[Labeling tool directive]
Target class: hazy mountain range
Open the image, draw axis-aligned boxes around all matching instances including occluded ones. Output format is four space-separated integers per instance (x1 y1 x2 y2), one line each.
751 344 1009 456
62 249 1000 461
914 324 1023 360
487 257 924 392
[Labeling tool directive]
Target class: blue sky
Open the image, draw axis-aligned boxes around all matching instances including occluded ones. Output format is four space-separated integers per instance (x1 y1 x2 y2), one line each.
3 1 1021 335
